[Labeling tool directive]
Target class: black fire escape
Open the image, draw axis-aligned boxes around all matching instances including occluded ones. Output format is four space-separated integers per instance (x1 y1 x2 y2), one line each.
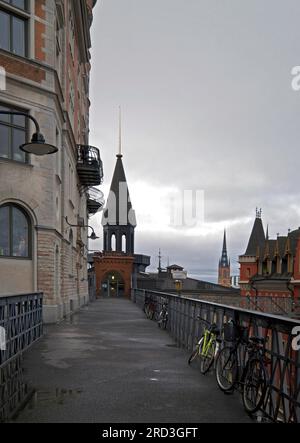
76 145 104 216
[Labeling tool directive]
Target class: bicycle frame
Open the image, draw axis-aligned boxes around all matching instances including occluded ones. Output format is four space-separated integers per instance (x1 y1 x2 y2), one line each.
198 329 218 358
222 338 269 388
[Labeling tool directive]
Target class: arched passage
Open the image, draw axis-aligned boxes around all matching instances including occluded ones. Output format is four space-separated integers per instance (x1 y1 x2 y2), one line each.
101 270 125 297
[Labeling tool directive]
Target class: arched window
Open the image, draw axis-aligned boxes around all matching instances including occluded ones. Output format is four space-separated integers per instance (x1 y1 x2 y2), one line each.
0 204 31 258
122 235 126 253
111 234 116 251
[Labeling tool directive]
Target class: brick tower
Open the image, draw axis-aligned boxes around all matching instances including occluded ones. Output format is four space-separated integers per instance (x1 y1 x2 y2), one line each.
94 113 136 297
218 230 231 287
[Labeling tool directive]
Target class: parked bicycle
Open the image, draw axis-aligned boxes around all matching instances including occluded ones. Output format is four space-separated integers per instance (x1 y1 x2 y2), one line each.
143 295 156 320
188 317 221 375
215 320 270 414
157 298 168 329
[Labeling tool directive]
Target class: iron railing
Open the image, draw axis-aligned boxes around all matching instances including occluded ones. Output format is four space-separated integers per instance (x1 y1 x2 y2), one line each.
180 293 297 318
133 289 300 423
86 186 105 215
76 145 103 186
0 293 43 422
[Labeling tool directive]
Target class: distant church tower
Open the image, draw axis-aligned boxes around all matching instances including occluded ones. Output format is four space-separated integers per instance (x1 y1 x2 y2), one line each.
218 230 231 287
102 152 136 254
93 109 137 298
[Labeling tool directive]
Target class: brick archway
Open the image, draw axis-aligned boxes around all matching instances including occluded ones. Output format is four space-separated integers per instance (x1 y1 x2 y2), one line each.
101 270 125 297
94 252 134 298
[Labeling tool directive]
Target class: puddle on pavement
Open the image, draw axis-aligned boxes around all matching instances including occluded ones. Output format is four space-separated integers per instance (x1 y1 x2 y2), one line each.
26 388 82 409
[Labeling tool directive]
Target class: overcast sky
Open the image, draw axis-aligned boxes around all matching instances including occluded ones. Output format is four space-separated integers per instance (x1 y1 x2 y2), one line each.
89 0 300 282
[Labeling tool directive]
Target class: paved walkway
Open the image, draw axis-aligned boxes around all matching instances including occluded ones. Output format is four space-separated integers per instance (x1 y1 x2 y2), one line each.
15 298 251 423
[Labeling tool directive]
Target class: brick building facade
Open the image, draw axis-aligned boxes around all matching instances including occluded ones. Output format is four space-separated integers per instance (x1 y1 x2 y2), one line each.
0 0 102 322
239 210 300 307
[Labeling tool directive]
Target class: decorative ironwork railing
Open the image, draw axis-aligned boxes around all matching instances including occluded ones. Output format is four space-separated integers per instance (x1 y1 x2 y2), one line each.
180 293 297 318
76 145 104 186
0 293 43 422
86 186 105 215
133 289 300 423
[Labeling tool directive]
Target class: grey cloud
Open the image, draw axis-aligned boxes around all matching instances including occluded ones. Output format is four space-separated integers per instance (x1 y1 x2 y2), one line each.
89 0 300 282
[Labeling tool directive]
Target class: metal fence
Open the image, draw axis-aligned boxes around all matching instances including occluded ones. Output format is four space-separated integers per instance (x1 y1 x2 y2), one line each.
0 293 43 422
181 293 296 317
133 289 300 423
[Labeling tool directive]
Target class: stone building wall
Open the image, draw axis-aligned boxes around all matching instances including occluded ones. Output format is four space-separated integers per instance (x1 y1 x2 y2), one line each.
0 0 99 322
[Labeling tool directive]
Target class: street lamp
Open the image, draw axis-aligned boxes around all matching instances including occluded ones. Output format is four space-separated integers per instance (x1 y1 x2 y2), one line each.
64 216 99 240
0 111 58 155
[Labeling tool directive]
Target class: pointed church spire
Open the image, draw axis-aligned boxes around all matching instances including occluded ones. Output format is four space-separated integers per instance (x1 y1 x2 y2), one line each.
218 229 231 287
223 229 227 253
220 229 229 267
158 249 162 273
118 106 122 158
102 111 136 254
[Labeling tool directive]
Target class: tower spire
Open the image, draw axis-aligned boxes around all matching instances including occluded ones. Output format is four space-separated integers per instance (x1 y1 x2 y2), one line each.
118 106 122 158
158 249 162 273
218 229 231 287
220 229 229 267
223 229 227 253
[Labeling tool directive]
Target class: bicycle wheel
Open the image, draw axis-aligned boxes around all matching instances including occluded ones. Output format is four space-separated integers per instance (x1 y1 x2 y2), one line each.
216 346 238 392
188 338 202 365
146 305 155 320
158 313 168 329
200 339 216 375
242 358 267 414
144 305 151 319
149 308 155 320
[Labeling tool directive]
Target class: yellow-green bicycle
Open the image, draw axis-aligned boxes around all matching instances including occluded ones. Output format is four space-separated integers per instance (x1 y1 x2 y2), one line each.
188 317 221 374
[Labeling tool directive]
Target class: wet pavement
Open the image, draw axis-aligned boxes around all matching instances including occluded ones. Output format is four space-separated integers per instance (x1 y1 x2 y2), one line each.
14 298 251 423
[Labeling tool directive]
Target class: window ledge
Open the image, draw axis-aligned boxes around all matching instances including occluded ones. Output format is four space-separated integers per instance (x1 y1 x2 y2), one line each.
0 157 33 168
0 255 32 261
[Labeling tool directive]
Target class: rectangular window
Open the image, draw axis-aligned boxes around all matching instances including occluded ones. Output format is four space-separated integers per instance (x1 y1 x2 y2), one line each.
0 9 9 51
0 7 27 57
0 103 28 162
